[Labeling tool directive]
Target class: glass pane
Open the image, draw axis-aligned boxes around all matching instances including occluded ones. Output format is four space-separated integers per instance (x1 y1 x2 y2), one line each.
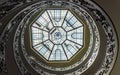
39 46 48 55
66 16 77 27
55 49 61 60
54 10 61 22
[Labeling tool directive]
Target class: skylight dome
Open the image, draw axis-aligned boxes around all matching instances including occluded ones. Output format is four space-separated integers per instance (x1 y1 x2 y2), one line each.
31 9 84 61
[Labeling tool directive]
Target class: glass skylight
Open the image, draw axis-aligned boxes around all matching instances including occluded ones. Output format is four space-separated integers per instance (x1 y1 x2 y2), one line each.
31 10 84 61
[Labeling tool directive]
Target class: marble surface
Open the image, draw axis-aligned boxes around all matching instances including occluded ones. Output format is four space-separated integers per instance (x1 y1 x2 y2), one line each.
94 0 120 75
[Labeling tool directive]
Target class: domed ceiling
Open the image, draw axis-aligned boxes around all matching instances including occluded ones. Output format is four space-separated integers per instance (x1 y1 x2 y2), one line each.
0 0 118 75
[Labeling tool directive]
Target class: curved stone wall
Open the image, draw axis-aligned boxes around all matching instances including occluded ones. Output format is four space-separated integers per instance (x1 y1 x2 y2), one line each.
0 0 118 75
